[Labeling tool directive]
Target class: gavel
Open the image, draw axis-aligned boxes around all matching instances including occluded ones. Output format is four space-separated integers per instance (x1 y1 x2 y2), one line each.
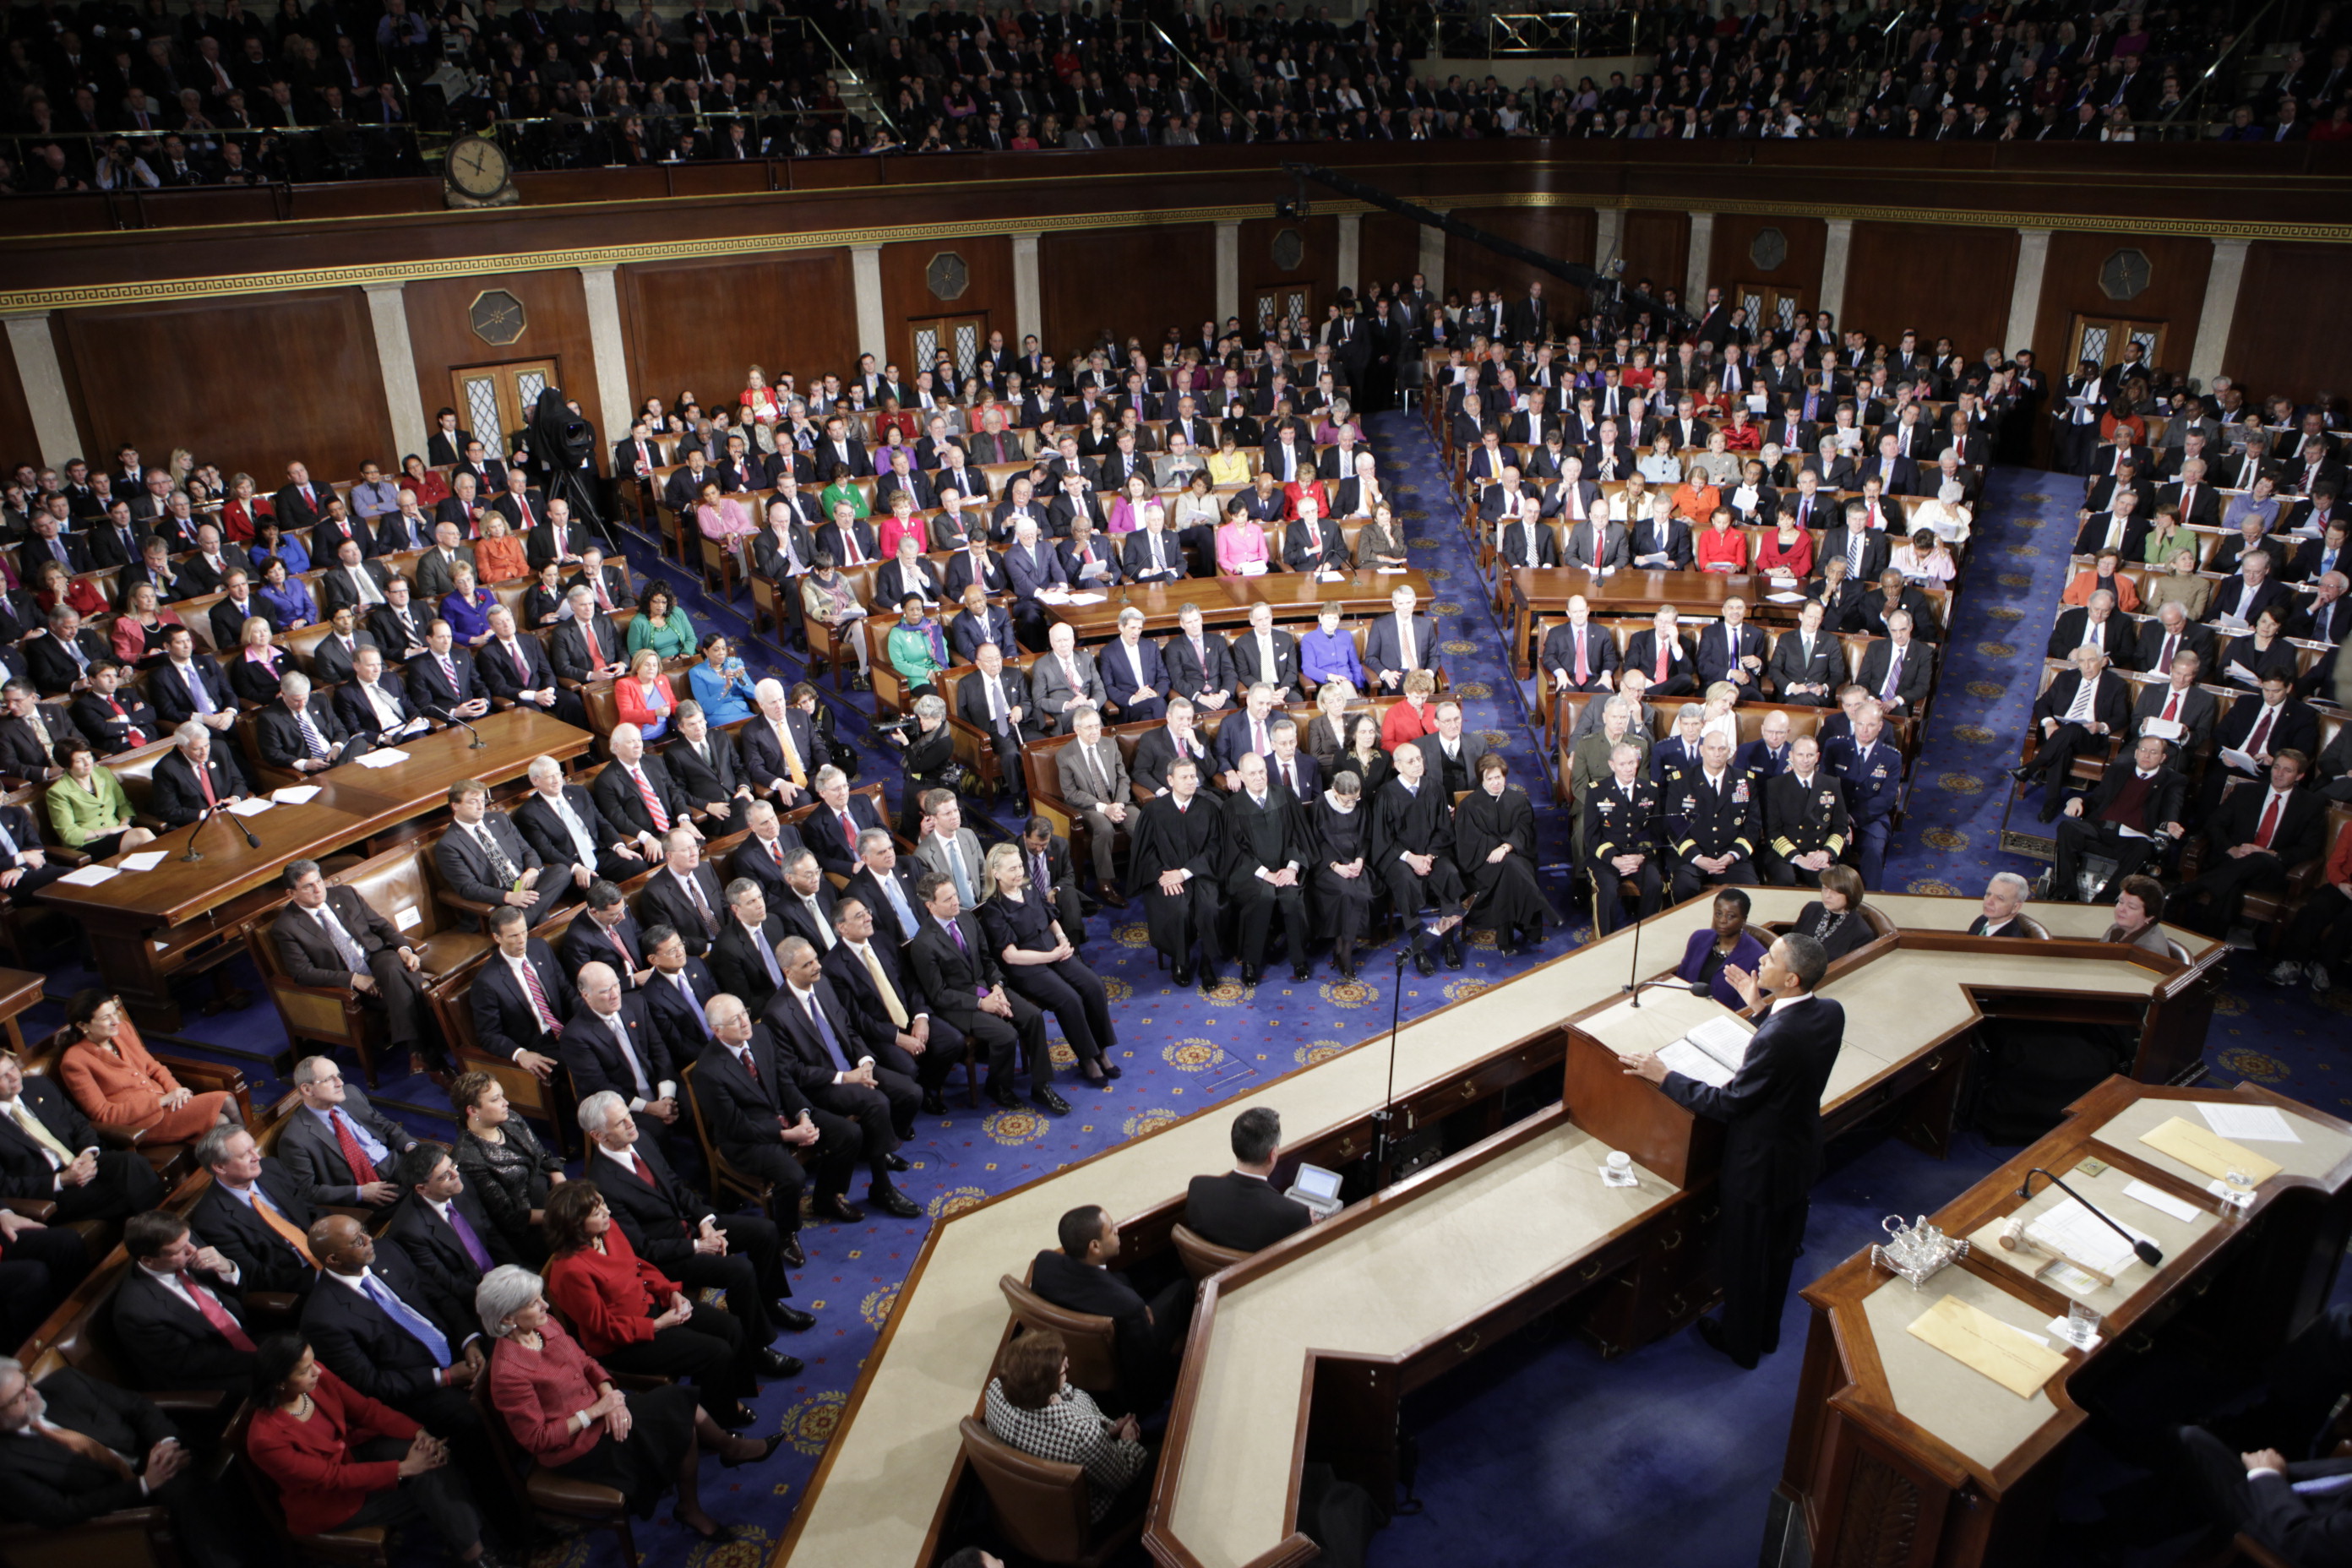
1997 1214 2115 1289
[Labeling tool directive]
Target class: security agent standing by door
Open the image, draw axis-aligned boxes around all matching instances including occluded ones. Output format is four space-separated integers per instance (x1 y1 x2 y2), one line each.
1622 932 1843 1369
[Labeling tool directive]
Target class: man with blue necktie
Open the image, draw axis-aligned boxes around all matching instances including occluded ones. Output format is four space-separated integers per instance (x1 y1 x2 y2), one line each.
300 1213 482 1434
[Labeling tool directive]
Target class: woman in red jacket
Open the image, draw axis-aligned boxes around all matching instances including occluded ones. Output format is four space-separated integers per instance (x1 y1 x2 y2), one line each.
541 1181 762 1428
479 1264 780 1543
244 1334 507 1565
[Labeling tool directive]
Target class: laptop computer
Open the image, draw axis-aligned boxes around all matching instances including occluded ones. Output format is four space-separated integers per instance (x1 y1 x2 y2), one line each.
1285 1162 1344 1220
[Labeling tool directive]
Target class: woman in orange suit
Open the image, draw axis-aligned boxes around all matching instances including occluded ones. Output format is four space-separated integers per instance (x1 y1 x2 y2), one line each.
55 988 236 1146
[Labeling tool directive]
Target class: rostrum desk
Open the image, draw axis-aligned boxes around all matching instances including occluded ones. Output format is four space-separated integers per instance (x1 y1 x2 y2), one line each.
1779 1080 2352 1568
34 709 592 1029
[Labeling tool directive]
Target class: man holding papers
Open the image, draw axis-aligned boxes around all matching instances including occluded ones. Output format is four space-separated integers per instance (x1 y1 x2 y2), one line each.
1625 933 1844 1369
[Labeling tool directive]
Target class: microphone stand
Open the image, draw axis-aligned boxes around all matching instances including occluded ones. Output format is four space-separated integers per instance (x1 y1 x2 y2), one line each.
2018 1168 2164 1268
177 799 222 862
430 705 488 749
1616 870 1647 1006
1374 924 1430 1175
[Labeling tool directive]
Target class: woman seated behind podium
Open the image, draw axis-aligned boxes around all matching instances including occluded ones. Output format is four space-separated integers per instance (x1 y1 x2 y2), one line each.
243 1333 509 1567
1788 864 1876 966
1677 888 1768 1010
477 1265 779 1544
2104 874 2174 957
45 737 155 860
982 1328 1150 1522
57 988 237 1146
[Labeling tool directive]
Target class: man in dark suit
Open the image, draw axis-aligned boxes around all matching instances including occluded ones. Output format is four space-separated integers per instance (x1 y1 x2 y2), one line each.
319 540 395 615
2013 646 2132 820
2174 750 2329 935
640 830 732 960
844 832 928 948
404 619 494 725
1624 607 1700 698
384 1145 514 1311
25 609 109 697
468 907 568 1083
476 605 588 727
1125 754 1227 984
821 895 946 1109
559 881 651 992
368 579 434 663
300 1215 479 1433
1221 753 1309 985
1967 873 2042 937
710 879 798 1019
516 758 653 887
2048 591 2138 668
593 726 697 844
335 645 430 746
580 1092 812 1348
640 923 721 1066
956 641 1041 798
1031 1203 1192 1407
111 1211 258 1401
0 682 84 781
1098 612 1171 723
2175 1421 2352 1568
1820 504 1892 585
906 868 1060 1113
692 992 863 1226
1185 1107 1313 1252
667 705 751 817
1628 933 1844 1369
2207 552 2295 630
190 1123 318 1297
798 770 887 878
0 1051 163 1221
2131 649 2220 756
278 1054 419 1209
2050 735 2188 901
148 722 253 828
271 859 435 1066
2207 674 2323 814
763 936 924 1217
0 1358 242 1567
1162 607 1238 710
563 961 682 1146
436 777 570 928
547 588 630 685
1764 600 1840 705
272 461 331 541
1854 614 1936 716
1362 585 1439 694
255 671 369 774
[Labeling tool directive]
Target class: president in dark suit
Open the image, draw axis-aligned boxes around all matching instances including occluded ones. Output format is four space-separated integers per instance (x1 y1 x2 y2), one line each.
1184 1107 1312 1252
1629 933 1843 1369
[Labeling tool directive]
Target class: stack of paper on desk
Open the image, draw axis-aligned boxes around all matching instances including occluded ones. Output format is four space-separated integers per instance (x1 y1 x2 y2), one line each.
2140 1116 2283 1186
1907 1294 2070 1397
1655 1015 1755 1087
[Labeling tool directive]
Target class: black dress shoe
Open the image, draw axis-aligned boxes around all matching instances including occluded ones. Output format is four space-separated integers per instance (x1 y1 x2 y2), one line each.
884 1152 911 1173
1099 1062 1122 1080
1033 1086 1073 1114
1414 950 1436 977
716 1402 760 1429
1240 964 1263 985
921 1088 946 1116
2007 765 2034 783
1443 939 1465 970
990 1086 1023 1110
720 1431 789 1469
870 1185 924 1218
772 1302 816 1331
1292 963 1314 982
1197 968 1222 990
1097 883 1129 908
815 1193 863 1223
757 1348 804 1378
1693 1315 1758 1370
1171 964 1194 987
781 1236 807 1269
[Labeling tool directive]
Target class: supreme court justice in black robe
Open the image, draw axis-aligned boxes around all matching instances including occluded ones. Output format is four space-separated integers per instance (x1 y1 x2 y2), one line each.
1305 775 1377 979
1370 741 1467 975
1453 753 1555 956
1222 753 1312 983
1626 932 1844 1369
1124 756 1226 988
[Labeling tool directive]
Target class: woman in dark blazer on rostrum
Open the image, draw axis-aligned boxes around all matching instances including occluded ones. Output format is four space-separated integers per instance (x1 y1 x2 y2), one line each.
1787 864 1877 965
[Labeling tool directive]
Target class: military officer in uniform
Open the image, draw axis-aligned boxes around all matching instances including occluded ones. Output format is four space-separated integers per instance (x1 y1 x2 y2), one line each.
1584 741 1663 934
1666 732 1760 901
1823 700 1904 888
1759 736 1852 887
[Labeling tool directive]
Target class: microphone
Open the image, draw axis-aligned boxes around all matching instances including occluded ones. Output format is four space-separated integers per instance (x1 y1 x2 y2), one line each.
428 705 488 749
1636 977 1712 997
177 799 222 863
2017 1168 2163 1269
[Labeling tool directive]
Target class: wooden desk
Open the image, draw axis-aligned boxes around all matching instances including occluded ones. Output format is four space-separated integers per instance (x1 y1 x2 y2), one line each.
1042 569 1435 640
1780 1080 2352 1568
1505 567 1812 681
774 890 2227 1568
0 968 46 1055
36 710 591 1029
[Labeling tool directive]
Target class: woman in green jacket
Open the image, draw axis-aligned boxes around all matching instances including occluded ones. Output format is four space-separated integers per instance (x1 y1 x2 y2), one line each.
624 580 698 661
46 737 157 860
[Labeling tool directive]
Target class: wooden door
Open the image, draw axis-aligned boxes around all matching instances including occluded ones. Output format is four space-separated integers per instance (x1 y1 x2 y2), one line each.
2067 315 2166 381
449 358 558 454
909 314 988 385
1253 284 1314 342
1730 281 1805 340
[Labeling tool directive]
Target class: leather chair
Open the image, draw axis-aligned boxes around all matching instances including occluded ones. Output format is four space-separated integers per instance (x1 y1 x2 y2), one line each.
1857 901 1897 942
997 1273 1119 1397
1169 1222 1248 1282
678 1059 788 1224
2014 914 2053 939
956 1415 1144 1568
227 1400 391 1566
0 1501 177 1568
16 1023 248 1191
468 1367 640 1565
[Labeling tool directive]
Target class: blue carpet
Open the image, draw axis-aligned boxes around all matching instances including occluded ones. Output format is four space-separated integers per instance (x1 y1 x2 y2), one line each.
35 413 2336 1566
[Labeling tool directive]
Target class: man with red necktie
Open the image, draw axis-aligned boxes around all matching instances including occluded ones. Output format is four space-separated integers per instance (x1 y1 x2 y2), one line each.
113 1211 259 1400
2173 750 2328 936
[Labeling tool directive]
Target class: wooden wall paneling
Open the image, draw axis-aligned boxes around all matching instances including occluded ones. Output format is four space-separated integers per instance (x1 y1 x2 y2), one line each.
618 250 856 416
2033 230 2212 376
1706 213 1827 303
402 270 603 446
2224 242 2352 404
1038 225 1217 356
1618 208 1691 302
1441 204 1600 317
1239 212 1340 321
0 342 40 471
52 289 391 483
1841 222 2018 361
1359 213 1425 293
878 235 1015 376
